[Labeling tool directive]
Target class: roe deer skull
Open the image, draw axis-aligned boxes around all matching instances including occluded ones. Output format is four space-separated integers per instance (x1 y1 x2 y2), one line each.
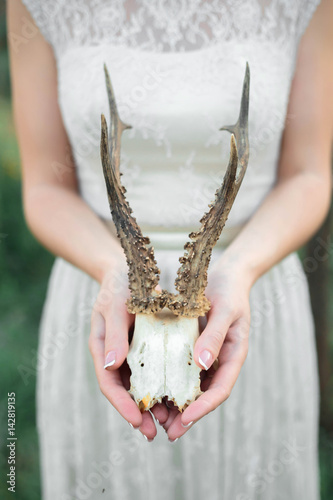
100 63 250 412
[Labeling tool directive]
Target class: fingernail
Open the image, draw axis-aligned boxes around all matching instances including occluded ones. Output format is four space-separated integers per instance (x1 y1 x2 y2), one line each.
128 422 134 429
148 438 154 442
155 418 160 425
168 438 179 443
143 434 149 441
181 421 193 428
104 350 116 369
199 350 213 370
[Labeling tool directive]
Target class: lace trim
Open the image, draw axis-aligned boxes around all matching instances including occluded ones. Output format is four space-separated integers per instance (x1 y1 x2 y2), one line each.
20 0 53 46
296 0 322 42
21 0 321 59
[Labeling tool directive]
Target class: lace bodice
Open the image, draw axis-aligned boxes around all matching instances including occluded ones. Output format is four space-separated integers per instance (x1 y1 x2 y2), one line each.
22 0 321 231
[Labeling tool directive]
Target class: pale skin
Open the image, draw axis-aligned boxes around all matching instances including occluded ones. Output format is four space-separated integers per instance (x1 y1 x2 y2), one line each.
8 0 333 441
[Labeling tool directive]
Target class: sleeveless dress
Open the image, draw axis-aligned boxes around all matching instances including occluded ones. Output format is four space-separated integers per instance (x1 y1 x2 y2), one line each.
21 1 322 499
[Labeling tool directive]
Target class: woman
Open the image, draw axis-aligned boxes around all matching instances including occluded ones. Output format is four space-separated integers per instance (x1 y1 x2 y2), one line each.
8 0 332 499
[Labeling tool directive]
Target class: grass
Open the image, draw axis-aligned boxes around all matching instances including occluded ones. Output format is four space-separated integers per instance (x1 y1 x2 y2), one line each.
0 96 333 499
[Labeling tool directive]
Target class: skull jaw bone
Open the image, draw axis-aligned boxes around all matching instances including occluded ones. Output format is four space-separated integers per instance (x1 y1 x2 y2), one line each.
127 310 203 412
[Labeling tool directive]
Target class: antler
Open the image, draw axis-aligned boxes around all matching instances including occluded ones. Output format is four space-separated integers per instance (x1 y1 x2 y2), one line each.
100 63 250 413
100 63 250 318
100 64 168 313
167 63 250 317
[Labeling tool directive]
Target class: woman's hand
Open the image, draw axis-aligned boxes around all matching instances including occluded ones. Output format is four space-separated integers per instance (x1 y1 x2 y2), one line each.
165 0 333 442
163 0 333 440
165 258 252 440
89 260 169 440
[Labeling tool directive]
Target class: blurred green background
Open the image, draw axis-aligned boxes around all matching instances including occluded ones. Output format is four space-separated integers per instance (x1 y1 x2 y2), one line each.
0 4 333 500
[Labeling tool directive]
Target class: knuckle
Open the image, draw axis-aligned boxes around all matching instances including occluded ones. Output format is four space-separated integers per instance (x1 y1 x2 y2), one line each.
214 299 237 319
88 335 93 354
96 288 114 311
217 384 231 401
224 303 237 318
211 382 231 402
200 397 215 415
240 342 249 363
222 387 231 401
100 386 107 398
207 329 224 353
99 382 110 400
234 319 250 343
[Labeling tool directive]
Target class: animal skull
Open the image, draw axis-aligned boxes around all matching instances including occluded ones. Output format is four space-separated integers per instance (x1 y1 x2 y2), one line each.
127 312 201 412
100 63 250 412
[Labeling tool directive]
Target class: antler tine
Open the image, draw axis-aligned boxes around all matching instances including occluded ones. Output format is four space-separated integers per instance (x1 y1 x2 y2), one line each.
220 61 250 183
103 64 132 181
167 63 250 318
100 64 167 314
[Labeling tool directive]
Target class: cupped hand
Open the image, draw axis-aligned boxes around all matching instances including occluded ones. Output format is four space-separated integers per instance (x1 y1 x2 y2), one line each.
88 261 169 440
166 261 252 441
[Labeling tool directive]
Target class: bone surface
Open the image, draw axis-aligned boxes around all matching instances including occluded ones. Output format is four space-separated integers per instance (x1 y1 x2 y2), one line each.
127 312 202 412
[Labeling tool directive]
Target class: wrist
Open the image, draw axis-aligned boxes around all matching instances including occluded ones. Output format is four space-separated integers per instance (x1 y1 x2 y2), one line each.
212 249 258 292
95 253 128 285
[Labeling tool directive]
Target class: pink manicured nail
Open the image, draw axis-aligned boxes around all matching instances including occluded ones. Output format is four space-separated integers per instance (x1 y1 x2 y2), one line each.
104 351 116 369
168 438 179 443
128 422 140 430
198 350 213 370
181 420 193 428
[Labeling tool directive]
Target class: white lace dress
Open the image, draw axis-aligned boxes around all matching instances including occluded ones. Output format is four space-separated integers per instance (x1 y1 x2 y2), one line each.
22 1 321 499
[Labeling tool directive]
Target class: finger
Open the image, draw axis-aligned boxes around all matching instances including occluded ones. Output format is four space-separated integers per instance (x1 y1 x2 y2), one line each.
181 323 248 427
102 297 133 370
166 412 194 441
150 403 169 425
139 411 157 441
200 363 217 392
162 400 180 431
193 302 234 371
89 312 142 428
162 406 179 433
166 364 220 440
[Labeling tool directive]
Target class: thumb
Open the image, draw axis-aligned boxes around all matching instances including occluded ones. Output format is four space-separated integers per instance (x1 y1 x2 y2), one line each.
194 304 233 371
103 297 133 370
